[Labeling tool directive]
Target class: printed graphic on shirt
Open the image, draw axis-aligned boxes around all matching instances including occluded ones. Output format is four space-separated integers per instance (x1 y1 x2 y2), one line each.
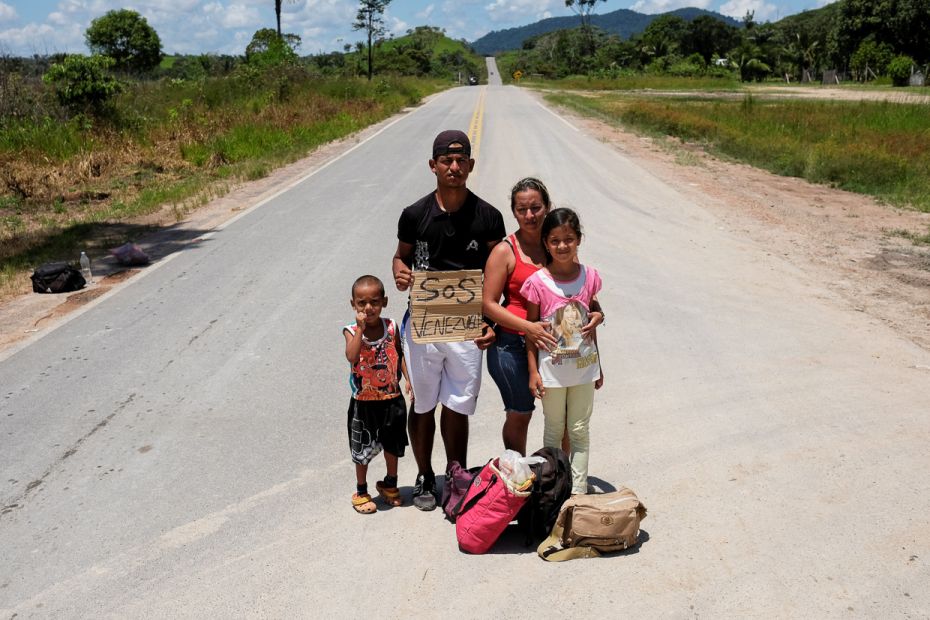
414 241 430 271
549 300 587 357
346 320 402 401
465 239 479 251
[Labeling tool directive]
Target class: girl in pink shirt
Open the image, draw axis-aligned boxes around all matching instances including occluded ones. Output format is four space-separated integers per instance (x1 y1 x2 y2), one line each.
521 208 604 494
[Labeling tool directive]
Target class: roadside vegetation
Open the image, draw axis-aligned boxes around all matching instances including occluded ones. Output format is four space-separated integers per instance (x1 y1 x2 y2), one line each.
0 10 480 299
546 91 930 213
498 1 927 86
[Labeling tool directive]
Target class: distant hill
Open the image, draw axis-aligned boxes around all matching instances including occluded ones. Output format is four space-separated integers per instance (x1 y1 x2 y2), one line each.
470 7 742 55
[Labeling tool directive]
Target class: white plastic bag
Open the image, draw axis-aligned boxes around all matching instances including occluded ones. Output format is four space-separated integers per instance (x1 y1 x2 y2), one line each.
497 449 545 486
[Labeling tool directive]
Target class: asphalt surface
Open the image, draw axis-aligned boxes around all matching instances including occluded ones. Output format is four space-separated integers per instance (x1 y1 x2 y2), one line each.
2 59 929 617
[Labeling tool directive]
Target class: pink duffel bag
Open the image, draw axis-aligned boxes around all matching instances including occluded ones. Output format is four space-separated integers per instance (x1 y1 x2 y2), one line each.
455 458 533 554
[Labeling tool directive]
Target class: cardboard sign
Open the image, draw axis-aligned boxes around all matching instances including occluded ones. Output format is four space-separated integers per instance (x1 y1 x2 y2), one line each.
409 270 484 343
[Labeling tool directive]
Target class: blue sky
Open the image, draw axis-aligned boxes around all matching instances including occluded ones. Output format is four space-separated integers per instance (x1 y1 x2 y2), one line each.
1 0 829 58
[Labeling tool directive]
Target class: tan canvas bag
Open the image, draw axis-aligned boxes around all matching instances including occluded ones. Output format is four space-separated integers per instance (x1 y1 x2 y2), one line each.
537 487 647 561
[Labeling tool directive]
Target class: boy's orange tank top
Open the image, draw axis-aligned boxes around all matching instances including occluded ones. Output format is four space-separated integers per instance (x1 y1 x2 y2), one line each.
345 318 402 401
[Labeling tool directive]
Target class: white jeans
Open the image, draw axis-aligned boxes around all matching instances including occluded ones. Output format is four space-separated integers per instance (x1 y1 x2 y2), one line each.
541 382 595 494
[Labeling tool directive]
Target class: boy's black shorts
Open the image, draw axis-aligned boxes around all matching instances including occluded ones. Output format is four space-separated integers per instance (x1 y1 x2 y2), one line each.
347 396 408 465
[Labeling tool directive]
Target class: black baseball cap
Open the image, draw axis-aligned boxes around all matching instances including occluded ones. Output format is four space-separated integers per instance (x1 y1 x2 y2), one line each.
432 130 471 159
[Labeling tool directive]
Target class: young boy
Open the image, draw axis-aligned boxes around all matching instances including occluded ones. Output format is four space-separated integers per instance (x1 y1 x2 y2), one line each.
344 275 411 514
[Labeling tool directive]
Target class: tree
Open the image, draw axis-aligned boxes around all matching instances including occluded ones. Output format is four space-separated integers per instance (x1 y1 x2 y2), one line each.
886 0 930 64
850 39 894 80
636 15 685 66
353 0 392 81
85 9 163 74
564 0 607 31
245 28 301 67
682 15 741 65
43 54 122 116
887 55 914 86
834 0 930 67
565 0 607 53
731 40 771 81
274 0 298 39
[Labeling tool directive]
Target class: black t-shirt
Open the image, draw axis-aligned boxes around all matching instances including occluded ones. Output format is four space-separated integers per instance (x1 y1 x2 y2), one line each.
397 190 505 271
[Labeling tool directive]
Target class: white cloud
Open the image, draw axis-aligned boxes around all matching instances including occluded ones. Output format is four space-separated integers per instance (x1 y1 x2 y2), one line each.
719 0 777 21
416 4 435 20
483 0 558 24
287 0 357 51
202 2 223 16
47 11 71 27
0 2 17 23
0 22 83 55
630 0 711 13
387 16 409 36
217 3 261 28
57 0 94 17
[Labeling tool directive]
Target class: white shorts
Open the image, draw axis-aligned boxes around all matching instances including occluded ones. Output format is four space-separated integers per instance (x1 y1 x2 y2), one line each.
402 314 483 416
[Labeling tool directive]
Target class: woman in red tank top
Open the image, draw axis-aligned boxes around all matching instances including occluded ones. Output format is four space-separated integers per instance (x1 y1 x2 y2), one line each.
483 178 559 454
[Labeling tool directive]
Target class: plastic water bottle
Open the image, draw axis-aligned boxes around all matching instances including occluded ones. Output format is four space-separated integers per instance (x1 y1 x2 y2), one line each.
80 251 92 283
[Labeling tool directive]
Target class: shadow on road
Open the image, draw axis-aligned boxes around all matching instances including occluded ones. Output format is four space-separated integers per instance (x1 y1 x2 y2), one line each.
4 220 215 278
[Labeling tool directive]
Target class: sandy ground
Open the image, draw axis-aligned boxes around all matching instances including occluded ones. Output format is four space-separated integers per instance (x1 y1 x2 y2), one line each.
2 93 928 357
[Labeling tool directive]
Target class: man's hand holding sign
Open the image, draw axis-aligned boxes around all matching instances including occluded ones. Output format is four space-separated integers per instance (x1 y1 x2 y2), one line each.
409 270 484 343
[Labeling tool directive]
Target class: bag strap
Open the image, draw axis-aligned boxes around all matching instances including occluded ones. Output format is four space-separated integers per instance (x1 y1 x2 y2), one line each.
537 534 602 562
523 461 543 546
447 460 490 517
453 473 497 518
535 510 604 562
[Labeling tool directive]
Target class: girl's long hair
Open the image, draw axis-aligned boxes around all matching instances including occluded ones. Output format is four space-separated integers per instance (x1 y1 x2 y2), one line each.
541 207 583 264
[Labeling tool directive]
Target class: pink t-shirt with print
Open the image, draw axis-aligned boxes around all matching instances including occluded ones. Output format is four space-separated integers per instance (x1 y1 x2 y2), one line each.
520 265 602 388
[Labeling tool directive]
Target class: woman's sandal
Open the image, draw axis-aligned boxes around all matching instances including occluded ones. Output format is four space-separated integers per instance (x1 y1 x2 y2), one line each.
352 492 377 514
376 481 403 507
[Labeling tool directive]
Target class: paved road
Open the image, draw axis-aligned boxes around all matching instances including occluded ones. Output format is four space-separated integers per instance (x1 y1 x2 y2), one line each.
2 63 929 616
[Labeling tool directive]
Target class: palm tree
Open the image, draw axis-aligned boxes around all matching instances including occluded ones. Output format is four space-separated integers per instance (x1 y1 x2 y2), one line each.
732 41 771 82
353 0 392 81
787 34 819 81
565 0 606 55
274 0 297 38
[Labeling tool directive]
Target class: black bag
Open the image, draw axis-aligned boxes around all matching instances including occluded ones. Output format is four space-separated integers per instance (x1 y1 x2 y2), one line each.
517 447 573 544
30 262 86 294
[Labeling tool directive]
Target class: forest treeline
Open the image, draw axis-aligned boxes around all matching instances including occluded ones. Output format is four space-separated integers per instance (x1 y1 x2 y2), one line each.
498 0 929 83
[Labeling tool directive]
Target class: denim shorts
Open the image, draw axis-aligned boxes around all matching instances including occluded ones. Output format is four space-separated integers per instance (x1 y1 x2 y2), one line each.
487 331 536 414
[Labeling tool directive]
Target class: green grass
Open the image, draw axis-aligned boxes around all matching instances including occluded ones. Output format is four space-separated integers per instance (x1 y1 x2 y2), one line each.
548 91 930 213
888 227 930 245
0 73 449 296
525 74 744 91
0 116 92 160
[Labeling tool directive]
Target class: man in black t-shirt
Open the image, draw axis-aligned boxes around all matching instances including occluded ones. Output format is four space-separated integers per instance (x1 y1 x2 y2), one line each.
392 130 506 511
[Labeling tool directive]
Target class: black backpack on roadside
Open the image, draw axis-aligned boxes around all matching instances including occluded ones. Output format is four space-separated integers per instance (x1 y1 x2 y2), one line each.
30 262 86 294
517 446 572 544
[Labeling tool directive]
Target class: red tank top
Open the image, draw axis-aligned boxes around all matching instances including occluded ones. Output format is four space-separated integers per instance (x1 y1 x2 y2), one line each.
502 233 542 335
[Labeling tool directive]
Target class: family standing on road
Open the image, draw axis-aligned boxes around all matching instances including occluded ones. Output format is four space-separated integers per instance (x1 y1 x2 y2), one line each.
343 130 604 514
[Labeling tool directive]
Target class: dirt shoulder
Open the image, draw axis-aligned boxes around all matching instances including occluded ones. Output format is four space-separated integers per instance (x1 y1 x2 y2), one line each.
2 93 929 356
540 90 930 352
